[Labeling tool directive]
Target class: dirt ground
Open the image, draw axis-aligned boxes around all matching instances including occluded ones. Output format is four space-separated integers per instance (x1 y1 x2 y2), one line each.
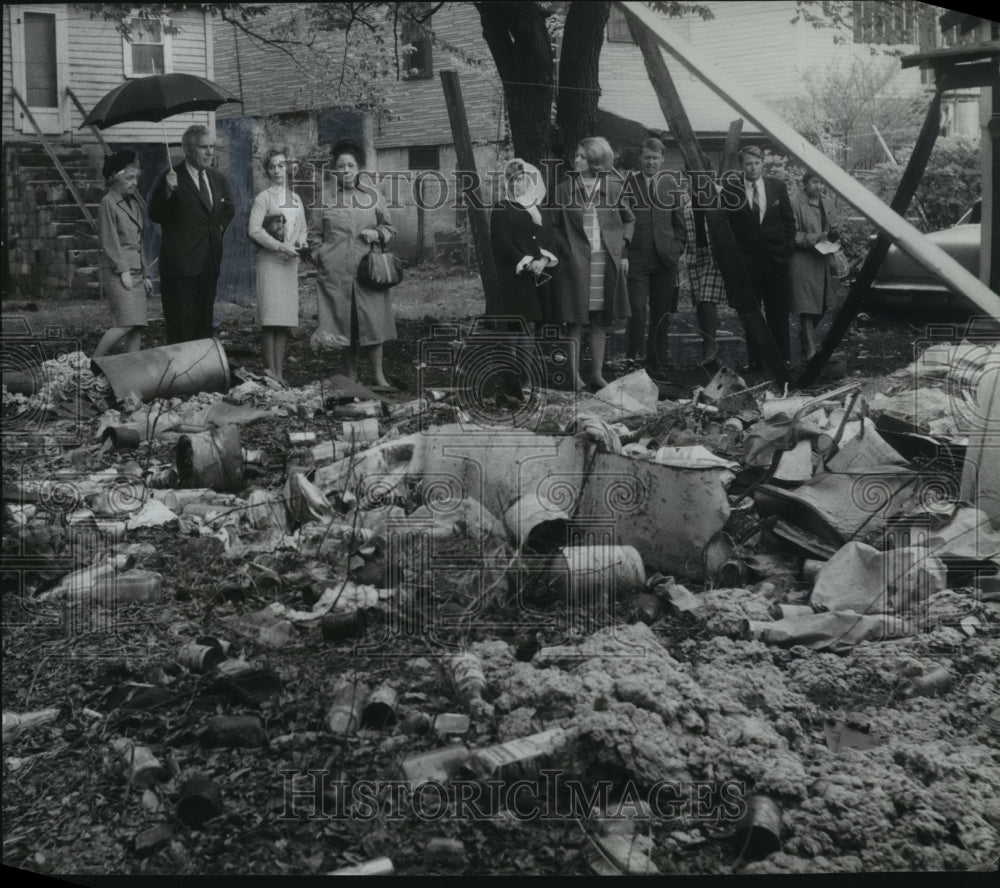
2 269 998 877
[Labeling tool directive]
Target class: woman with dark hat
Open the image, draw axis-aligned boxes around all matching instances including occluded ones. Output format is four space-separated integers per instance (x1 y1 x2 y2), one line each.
94 149 152 357
307 138 397 389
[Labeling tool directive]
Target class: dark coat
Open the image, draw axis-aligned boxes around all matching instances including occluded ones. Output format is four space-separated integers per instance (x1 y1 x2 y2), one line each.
550 176 636 326
621 171 687 271
724 174 795 267
489 200 558 323
148 163 235 278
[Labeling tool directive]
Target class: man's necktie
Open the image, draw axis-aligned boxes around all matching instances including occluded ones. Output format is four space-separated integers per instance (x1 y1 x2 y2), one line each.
752 183 761 223
199 171 212 208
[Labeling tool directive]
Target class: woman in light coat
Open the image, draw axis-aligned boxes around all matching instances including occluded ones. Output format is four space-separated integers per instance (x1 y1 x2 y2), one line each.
790 170 841 361
308 139 396 390
551 137 635 390
94 149 152 357
248 148 307 384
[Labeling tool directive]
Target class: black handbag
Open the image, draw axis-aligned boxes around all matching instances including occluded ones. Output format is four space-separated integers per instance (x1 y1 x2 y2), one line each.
357 242 403 289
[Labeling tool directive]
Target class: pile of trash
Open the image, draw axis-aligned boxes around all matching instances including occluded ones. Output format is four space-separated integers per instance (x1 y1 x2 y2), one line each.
3 336 999 875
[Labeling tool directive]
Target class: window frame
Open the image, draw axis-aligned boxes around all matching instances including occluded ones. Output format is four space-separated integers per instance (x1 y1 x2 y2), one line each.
607 6 633 44
401 4 433 81
122 14 173 78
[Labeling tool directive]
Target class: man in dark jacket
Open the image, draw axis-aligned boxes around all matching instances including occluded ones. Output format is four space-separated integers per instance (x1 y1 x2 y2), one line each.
624 138 687 377
148 125 235 344
725 145 795 371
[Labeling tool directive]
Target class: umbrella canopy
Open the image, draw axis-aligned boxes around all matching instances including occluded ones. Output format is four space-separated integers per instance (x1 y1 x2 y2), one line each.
80 73 239 130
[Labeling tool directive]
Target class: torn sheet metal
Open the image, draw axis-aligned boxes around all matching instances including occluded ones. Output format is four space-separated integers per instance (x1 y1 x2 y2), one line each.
582 451 733 577
753 468 925 547
809 541 947 615
743 611 911 652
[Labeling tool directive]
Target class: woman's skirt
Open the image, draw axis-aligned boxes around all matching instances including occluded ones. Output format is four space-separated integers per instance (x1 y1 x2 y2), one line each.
256 254 300 327
101 268 147 327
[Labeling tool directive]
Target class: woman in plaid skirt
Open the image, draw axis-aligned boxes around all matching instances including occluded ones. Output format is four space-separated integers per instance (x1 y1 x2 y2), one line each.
680 190 728 372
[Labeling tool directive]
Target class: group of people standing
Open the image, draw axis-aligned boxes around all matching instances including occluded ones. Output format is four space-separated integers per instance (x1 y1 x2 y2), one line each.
95 125 841 390
488 136 842 389
95 128 395 389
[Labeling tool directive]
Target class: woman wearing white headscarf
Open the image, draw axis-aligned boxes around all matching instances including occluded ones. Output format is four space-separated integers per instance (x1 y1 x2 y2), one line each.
489 158 559 326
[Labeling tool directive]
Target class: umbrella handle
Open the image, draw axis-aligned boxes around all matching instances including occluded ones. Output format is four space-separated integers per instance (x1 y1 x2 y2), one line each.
162 120 171 169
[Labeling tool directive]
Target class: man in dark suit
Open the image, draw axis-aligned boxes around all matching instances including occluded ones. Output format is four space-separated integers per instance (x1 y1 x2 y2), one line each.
624 138 687 377
149 125 235 344
725 144 795 371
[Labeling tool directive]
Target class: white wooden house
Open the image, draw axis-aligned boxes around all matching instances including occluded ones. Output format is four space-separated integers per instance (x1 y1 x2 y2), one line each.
3 4 219 300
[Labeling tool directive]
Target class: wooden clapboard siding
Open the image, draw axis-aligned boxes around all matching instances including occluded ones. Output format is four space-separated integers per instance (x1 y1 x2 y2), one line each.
212 3 502 149
2 6 14 135
3 4 214 144
374 4 501 149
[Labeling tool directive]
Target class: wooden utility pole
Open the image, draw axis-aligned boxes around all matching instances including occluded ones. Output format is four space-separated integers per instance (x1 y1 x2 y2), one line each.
439 69 501 314
626 14 790 385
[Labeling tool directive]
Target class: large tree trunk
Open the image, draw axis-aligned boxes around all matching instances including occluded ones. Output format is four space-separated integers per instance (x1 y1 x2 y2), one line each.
475 1 555 166
555 1 610 171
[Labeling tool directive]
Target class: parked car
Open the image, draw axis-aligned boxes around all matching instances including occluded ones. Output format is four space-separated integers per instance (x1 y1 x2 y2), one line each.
869 200 982 312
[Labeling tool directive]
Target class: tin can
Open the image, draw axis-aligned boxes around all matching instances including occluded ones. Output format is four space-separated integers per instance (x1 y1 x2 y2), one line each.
738 794 782 861
110 738 168 788
362 684 398 728
147 467 179 490
328 857 394 876
768 603 815 620
402 711 433 736
201 714 267 748
340 418 380 443
177 642 226 674
332 400 381 419
433 713 470 736
103 426 142 450
634 592 663 625
286 431 317 446
324 681 368 736
320 610 367 642
176 777 223 829
103 570 162 604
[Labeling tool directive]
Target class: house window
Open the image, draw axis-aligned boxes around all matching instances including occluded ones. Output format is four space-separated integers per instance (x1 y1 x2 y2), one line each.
408 146 440 170
24 11 58 106
123 16 172 77
852 1 920 45
402 4 433 80
607 6 633 44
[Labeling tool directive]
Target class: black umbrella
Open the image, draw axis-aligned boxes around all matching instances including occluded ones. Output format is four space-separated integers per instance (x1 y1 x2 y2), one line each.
81 72 240 165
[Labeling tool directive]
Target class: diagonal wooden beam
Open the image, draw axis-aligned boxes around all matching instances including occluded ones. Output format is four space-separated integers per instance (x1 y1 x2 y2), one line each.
720 119 743 176
618 1 1000 321
799 85 946 387
439 69 502 314
626 11 790 385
